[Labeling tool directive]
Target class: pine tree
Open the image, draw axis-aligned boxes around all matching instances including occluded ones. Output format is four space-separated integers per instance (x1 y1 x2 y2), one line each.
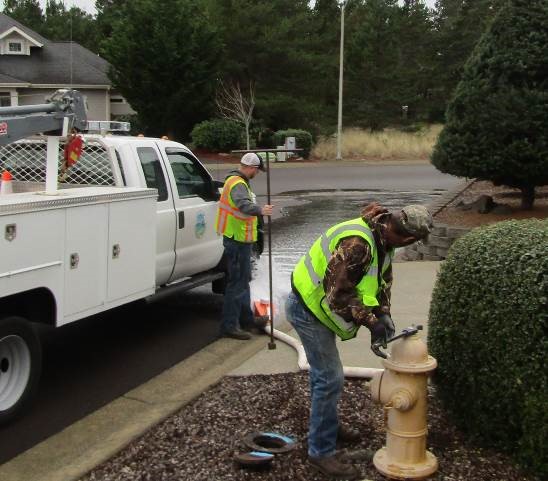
432 0 548 209
2 0 43 33
204 0 324 132
431 0 501 119
101 0 222 140
43 1 97 52
345 0 401 129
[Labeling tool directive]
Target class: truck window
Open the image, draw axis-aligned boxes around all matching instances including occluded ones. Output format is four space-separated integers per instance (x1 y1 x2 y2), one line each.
165 149 212 200
137 147 168 201
115 149 127 186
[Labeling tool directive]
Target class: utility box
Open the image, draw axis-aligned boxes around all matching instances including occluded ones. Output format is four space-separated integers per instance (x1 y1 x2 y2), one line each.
276 145 287 162
285 137 296 154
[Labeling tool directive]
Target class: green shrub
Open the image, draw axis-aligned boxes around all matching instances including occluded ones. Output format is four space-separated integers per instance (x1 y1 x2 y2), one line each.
428 219 548 478
190 119 243 152
273 129 313 159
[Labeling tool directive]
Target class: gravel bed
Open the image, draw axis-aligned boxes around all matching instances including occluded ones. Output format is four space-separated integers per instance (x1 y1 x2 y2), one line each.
81 372 538 481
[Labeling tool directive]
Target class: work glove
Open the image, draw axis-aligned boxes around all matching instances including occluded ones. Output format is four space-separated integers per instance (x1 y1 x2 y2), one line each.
369 314 395 359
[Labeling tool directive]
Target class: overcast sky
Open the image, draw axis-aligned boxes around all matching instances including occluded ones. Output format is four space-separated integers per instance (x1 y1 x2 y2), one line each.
40 0 438 16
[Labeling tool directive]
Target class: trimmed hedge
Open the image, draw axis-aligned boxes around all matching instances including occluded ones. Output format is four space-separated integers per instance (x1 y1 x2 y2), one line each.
190 119 243 152
273 129 313 159
428 219 548 478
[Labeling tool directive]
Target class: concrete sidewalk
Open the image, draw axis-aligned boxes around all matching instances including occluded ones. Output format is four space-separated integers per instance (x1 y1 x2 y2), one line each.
0 262 441 481
230 261 440 376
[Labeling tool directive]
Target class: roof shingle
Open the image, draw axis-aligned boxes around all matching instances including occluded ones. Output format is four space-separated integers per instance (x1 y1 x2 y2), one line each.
0 13 110 86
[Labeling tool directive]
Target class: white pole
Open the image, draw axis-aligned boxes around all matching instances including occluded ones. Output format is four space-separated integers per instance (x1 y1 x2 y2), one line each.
46 136 59 194
336 1 345 161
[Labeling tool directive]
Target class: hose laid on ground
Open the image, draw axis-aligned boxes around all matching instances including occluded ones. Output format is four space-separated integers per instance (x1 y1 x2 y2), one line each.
265 326 383 379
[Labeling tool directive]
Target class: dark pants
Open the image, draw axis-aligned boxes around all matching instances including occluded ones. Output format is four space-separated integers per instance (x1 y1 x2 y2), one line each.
220 237 255 334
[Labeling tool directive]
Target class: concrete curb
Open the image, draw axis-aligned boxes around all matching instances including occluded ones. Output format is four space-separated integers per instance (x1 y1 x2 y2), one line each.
0 334 271 481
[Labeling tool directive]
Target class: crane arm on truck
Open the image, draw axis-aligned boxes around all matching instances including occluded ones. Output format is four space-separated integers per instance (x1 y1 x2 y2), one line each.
0 89 87 146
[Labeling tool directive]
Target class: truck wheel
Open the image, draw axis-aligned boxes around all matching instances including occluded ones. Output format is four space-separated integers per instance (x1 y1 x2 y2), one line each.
212 276 226 295
0 316 42 425
212 254 228 294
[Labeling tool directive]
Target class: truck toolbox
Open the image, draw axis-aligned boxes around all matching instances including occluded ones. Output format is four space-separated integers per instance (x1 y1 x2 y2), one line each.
1 187 157 324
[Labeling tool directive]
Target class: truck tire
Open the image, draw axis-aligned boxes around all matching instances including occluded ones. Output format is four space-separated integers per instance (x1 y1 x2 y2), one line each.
212 253 228 294
0 316 42 425
212 276 226 295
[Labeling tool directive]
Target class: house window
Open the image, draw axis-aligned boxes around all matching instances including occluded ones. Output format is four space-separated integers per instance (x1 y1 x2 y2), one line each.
110 97 125 104
0 92 10 107
8 42 22 53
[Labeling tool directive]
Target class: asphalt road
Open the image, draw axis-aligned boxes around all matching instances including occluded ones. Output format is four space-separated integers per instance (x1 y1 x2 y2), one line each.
0 288 223 464
0 163 461 464
211 162 460 197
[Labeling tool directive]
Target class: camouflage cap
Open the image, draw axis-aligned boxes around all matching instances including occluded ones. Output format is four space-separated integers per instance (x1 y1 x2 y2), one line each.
394 205 433 239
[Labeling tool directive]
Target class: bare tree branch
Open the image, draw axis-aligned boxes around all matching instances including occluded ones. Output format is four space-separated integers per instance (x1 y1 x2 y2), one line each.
215 80 255 149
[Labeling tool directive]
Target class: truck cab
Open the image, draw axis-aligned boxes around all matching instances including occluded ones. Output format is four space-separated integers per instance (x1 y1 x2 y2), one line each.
103 135 224 285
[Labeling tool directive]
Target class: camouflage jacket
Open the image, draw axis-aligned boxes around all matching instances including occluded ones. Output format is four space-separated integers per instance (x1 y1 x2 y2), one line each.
324 204 392 327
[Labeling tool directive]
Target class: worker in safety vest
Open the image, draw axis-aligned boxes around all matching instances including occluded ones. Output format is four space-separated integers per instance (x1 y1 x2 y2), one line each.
286 202 433 479
216 153 273 340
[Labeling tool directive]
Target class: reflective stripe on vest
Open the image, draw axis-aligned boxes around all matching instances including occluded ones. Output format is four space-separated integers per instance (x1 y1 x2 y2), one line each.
292 218 392 341
215 176 257 243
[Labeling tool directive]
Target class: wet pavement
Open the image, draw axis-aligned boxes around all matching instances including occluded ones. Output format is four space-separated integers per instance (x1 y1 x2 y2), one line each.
268 189 442 276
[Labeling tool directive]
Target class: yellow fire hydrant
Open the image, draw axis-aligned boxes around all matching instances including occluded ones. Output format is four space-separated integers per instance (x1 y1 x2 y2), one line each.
369 328 438 480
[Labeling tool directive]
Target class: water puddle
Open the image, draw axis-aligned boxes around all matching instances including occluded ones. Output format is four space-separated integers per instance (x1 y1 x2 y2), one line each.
250 189 441 321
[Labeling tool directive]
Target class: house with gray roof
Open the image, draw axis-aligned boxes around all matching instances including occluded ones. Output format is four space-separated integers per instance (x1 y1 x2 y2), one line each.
0 13 134 121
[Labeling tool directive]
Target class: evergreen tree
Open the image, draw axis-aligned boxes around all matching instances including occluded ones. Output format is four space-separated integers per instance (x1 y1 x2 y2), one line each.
43 1 98 52
432 0 548 209
308 0 342 129
431 0 501 119
204 0 325 133
95 0 131 42
2 0 43 33
345 0 401 130
394 0 437 122
101 0 222 140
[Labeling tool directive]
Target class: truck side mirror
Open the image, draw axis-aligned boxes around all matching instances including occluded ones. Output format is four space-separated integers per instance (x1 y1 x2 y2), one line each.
212 180 224 200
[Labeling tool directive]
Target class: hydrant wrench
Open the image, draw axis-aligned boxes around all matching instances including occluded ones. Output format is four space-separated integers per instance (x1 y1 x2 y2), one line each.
371 324 423 359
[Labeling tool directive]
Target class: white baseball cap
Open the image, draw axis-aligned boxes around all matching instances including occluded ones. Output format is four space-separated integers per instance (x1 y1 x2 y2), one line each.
241 153 265 171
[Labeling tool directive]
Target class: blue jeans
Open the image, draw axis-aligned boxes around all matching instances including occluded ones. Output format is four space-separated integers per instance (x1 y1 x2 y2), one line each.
285 291 344 458
220 237 255 333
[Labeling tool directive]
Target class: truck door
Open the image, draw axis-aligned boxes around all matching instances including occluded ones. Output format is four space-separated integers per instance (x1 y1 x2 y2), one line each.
160 147 222 281
133 144 177 286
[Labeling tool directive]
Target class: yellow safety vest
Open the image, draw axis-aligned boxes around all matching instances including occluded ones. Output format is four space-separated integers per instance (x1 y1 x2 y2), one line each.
215 175 258 243
292 218 393 340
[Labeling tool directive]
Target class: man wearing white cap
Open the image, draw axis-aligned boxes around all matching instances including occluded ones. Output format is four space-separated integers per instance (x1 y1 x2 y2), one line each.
215 153 273 340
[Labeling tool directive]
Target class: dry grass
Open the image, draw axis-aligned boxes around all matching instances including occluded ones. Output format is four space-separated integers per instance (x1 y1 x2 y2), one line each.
312 124 443 161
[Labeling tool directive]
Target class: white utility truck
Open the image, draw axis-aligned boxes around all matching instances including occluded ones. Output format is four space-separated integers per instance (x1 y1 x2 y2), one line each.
0 90 226 424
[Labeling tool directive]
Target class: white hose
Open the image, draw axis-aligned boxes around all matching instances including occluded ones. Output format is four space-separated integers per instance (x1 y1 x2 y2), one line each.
265 326 383 379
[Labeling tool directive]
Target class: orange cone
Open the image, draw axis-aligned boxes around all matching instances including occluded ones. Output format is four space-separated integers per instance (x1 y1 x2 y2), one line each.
253 299 273 318
0 170 13 195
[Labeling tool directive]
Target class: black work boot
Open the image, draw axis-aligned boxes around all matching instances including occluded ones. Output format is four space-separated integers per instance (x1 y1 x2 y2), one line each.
308 454 360 480
337 425 361 444
242 316 269 334
220 328 252 340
